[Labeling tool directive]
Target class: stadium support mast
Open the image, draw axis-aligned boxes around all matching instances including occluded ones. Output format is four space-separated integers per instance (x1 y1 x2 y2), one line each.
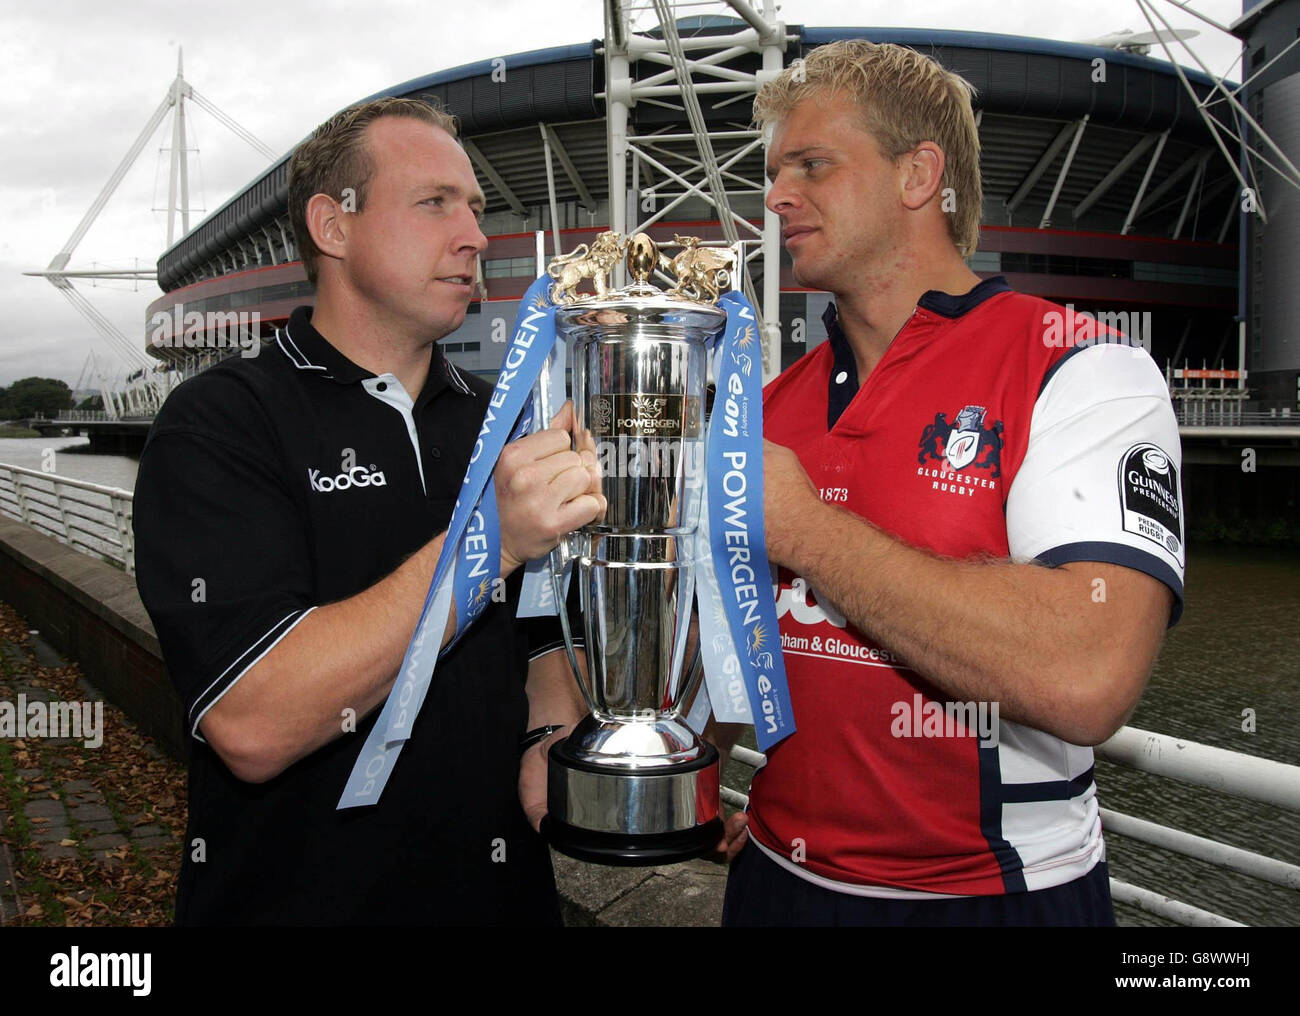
1133 0 1300 223
1133 0 1300 393
24 49 276 413
167 48 191 248
602 0 796 381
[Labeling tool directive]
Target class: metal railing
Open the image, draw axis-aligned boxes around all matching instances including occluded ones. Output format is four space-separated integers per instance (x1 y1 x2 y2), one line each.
1175 406 1296 427
42 410 112 422
30 411 155 423
0 463 134 574
724 726 1300 928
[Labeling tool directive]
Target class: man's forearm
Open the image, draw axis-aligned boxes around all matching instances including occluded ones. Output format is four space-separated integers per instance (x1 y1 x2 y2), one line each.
780 498 1168 744
201 531 457 781
518 648 589 833
525 647 588 731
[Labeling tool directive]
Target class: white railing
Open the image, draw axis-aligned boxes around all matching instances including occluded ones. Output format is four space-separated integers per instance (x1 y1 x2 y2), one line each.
31 411 156 423
46 410 112 422
0 463 134 574
1175 406 1297 427
724 727 1300 928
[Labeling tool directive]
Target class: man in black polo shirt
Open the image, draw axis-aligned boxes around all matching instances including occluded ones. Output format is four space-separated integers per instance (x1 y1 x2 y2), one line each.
132 97 602 924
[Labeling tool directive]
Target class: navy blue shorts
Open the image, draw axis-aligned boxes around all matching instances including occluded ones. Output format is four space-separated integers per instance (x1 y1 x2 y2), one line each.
722 843 1117 927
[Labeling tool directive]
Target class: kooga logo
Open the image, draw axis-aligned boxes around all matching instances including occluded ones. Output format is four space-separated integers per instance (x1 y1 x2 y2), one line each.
308 465 387 493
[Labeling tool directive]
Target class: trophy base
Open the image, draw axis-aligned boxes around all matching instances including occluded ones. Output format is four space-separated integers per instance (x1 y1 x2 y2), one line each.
544 735 722 867
542 815 724 867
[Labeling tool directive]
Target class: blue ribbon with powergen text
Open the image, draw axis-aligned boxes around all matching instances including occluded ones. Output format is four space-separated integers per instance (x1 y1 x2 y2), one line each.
517 335 573 619
697 292 795 750
338 276 556 808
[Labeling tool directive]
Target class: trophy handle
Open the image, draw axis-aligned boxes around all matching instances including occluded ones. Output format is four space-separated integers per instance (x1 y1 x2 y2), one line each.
532 326 597 711
677 635 706 724
548 545 597 713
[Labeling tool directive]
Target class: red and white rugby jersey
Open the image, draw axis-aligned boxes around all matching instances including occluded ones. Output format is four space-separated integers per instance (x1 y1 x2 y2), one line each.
748 276 1184 897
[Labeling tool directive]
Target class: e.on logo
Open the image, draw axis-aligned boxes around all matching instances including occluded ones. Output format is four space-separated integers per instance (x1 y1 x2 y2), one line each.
308 465 388 493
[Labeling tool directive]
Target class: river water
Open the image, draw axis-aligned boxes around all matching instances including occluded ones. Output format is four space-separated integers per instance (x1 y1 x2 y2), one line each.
0 435 139 490
1096 545 1300 927
2 436 1297 925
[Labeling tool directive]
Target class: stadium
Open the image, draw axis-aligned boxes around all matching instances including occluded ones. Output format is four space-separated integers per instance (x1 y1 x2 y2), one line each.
144 7 1294 416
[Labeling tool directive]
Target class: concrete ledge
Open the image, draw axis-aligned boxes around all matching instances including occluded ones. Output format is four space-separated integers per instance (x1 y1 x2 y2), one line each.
0 518 187 759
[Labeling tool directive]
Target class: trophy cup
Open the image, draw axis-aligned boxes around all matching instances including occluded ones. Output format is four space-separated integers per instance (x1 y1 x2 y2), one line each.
541 232 733 865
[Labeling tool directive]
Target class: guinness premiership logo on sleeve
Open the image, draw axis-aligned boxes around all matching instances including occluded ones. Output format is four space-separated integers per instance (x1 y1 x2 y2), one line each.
1119 443 1183 561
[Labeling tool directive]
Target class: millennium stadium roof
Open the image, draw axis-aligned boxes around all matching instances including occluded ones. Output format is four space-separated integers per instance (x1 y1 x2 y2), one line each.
156 23 1238 293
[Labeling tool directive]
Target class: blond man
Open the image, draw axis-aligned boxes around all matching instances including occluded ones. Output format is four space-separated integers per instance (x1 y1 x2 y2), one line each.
718 41 1183 926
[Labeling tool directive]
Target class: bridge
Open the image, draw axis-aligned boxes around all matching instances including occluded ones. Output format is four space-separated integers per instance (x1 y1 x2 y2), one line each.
25 412 155 455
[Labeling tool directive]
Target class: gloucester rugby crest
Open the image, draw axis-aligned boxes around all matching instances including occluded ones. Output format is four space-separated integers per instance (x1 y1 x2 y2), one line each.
918 405 1004 477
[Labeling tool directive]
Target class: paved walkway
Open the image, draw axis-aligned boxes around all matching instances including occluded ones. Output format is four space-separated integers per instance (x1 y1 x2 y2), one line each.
0 606 186 926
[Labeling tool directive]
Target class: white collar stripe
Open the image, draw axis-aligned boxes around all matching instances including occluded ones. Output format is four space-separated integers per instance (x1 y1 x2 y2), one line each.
447 360 471 394
279 324 327 372
274 331 302 367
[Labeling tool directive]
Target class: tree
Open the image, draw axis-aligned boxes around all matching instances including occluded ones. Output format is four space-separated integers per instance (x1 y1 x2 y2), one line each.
0 378 75 419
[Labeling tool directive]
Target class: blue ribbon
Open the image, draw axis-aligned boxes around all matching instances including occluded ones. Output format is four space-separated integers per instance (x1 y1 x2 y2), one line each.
518 338 573 618
693 476 750 724
338 276 557 808
702 293 796 750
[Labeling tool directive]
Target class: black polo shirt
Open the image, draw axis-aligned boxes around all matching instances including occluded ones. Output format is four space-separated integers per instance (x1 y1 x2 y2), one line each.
134 305 566 925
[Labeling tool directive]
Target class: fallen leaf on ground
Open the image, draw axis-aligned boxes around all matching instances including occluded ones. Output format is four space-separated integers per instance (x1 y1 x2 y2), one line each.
2 599 188 928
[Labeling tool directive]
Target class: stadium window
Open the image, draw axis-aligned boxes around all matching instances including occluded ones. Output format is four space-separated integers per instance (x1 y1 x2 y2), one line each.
483 256 537 278
1133 261 1237 287
1000 252 1131 279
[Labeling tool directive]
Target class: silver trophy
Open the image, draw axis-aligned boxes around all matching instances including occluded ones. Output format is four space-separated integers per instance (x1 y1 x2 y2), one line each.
541 232 734 865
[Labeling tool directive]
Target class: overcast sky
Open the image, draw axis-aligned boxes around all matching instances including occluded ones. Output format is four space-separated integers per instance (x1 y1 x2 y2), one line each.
0 0 1244 388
